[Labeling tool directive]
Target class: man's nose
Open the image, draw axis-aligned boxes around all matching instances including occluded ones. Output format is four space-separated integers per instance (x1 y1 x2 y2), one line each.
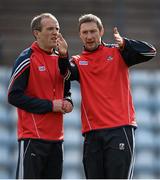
52 29 58 35
87 33 92 39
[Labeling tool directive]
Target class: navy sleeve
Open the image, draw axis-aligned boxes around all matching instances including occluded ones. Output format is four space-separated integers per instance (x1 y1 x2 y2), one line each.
121 38 157 67
63 79 73 105
8 48 53 114
58 57 79 81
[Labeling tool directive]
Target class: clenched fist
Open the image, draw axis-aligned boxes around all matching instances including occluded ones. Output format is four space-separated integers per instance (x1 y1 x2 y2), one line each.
52 99 73 114
52 99 65 113
62 100 73 113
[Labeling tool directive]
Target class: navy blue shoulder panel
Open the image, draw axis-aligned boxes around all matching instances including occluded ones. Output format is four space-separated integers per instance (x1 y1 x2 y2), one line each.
11 47 32 76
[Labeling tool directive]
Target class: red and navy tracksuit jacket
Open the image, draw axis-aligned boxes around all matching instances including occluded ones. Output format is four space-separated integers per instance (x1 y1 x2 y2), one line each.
59 38 156 134
8 42 71 141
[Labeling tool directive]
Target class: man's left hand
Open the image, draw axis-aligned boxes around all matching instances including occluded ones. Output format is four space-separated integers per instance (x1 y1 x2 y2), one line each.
113 27 124 49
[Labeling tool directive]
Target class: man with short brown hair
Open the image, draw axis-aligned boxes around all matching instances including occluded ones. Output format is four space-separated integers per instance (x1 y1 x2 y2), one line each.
8 13 73 179
58 13 156 179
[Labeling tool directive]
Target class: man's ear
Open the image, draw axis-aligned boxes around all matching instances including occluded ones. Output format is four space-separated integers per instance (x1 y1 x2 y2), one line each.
33 30 39 39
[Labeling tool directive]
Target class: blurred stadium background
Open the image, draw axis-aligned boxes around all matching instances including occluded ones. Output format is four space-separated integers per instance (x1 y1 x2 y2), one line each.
0 0 160 178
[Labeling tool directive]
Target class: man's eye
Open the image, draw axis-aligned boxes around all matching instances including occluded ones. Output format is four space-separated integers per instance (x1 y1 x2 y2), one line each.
47 27 53 31
91 30 96 33
83 31 88 34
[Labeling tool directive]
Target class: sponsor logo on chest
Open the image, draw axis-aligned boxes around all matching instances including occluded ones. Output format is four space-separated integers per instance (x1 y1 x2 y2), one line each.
38 65 46 71
79 60 88 65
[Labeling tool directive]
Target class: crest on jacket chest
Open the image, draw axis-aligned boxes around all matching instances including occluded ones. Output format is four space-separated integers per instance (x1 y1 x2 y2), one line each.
106 55 113 61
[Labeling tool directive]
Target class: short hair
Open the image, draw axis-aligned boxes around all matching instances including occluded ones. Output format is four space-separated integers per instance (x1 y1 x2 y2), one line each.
78 14 103 31
30 13 58 32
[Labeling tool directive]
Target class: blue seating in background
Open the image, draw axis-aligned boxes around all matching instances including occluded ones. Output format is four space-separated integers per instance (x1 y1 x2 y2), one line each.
1 67 160 178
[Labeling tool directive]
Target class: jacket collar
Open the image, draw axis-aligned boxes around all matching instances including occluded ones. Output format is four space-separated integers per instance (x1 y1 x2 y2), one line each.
82 42 105 55
31 41 56 55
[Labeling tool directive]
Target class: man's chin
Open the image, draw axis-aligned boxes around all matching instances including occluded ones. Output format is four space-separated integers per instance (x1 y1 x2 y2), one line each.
85 45 98 52
50 44 57 49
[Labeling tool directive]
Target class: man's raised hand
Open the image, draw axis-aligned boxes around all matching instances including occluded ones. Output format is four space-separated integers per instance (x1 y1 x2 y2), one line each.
57 33 68 57
113 27 124 49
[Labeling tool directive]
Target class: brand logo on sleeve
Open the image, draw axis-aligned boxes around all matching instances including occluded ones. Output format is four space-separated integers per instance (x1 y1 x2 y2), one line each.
38 66 46 71
119 143 125 150
79 60 88 65
31 153 36 157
